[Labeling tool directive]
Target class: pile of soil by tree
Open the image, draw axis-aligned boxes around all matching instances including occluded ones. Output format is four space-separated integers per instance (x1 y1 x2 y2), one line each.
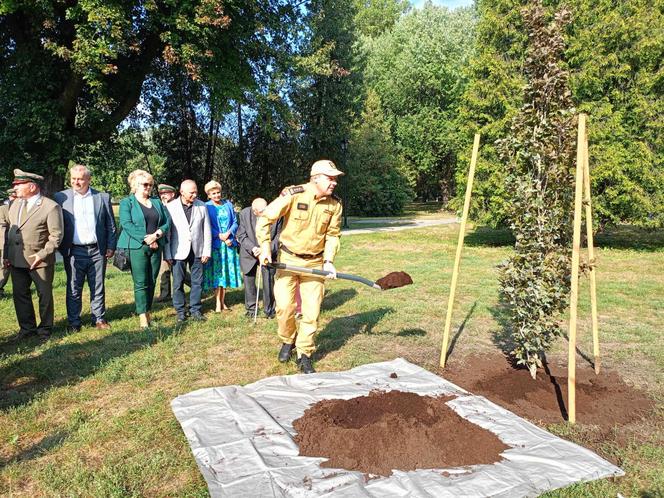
293 390 508 476
444 353 655 427
376 271 413 290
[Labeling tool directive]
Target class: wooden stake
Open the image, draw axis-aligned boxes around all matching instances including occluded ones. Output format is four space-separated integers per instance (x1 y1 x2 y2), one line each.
440 133 480 368
583 130 600 375
568 114 586 424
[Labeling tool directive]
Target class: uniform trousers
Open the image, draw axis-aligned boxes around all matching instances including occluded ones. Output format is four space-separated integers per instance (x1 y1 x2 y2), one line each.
11 265 55 333
274 250 325 358
128 245 162 314
63 245 107 327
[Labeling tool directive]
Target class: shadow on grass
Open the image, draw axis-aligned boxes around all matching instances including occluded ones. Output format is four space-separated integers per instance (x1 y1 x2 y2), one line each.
560 331 596 370
464 223 664 251
1 430 69 467
315 307 393 360
0 324 182 411
489 301 514 354
322 288 357 312
594 225 664 251
445 302 477 361
464 226 515 248
396 328 426 337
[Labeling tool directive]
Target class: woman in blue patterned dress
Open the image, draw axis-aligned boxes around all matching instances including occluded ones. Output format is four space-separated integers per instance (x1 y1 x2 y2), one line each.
203 181 243 311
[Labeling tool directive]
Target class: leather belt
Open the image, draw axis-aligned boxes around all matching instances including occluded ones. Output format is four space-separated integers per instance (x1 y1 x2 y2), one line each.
73 243 97 248
280 244 323 260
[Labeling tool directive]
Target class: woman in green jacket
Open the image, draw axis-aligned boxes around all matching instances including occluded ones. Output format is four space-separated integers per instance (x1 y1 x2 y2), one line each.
117 170 171 328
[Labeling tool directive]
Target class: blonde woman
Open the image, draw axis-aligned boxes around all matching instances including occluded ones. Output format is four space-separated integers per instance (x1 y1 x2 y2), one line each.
117 170 171 328
203 181 242 311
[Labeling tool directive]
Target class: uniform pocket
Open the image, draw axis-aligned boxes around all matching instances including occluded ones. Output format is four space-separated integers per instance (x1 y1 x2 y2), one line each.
316 213 332 234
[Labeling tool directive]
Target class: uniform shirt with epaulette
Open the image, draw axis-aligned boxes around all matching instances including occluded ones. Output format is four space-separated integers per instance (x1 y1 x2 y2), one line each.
256 183 343 262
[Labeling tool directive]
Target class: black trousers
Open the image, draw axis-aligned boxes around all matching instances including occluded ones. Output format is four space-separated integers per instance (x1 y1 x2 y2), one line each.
244 264 275 316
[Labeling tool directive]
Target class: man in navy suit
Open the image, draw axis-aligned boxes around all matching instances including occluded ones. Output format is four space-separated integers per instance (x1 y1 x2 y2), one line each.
55 164 117 332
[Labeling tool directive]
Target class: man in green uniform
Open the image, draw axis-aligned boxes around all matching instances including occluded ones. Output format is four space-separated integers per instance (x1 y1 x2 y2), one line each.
256 159 344 373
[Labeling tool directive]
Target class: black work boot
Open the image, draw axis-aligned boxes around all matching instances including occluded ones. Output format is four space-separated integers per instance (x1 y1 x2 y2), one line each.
278 343 294 363
297 355 315 374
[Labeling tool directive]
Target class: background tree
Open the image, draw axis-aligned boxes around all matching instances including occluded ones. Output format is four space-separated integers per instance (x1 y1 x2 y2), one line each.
456 0 664 228
497 1 575 378
345 90 412 215
0 0 282 190
366 3 476 203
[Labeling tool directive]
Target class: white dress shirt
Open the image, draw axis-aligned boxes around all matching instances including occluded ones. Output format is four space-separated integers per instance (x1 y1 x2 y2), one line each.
72 189 98 245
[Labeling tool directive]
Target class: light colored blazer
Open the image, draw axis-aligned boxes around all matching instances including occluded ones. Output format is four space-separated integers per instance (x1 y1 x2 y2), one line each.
164 198 212 260
4 195 64 268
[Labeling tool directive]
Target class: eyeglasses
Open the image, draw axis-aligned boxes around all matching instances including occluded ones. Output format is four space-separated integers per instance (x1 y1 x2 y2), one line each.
141 183 153 188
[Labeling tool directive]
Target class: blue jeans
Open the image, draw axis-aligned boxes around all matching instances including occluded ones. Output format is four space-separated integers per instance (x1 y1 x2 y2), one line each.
172 249 204 318
63 245 106 327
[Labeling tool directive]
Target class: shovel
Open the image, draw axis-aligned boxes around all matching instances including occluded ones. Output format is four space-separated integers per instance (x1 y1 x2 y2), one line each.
267 262 412 291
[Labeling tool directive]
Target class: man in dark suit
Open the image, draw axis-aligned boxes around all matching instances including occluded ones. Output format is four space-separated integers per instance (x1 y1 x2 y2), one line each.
55 164 117 332
236 198 282 318
3 169 63 339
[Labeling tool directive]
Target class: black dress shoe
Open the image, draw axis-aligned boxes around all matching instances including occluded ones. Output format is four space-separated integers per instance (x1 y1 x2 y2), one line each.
66 325 82 333
278 343 294 363
265 312 276 319
16 329 36 339
297 355 315 374
36 328 52 339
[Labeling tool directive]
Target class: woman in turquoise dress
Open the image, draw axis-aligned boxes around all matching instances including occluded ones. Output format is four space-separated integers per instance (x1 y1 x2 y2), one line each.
203 180 243 311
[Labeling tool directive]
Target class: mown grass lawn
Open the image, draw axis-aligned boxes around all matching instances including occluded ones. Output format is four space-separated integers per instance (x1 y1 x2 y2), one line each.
1 219 662 497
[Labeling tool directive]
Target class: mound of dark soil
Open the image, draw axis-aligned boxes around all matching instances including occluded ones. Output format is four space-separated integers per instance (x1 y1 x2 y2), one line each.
444 354 655 427
376 271 413 290
293 390 508 476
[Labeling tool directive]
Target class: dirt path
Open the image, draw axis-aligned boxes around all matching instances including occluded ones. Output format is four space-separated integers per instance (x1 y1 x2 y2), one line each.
342 217 458 235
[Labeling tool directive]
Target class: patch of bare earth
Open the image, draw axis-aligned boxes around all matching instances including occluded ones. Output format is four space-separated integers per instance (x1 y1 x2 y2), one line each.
442 352 655 428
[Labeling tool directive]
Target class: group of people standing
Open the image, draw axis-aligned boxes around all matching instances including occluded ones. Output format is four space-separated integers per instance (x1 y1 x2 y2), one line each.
1 159 344 373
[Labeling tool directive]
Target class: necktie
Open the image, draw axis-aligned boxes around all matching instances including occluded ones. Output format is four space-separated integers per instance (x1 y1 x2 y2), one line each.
17 199 27 225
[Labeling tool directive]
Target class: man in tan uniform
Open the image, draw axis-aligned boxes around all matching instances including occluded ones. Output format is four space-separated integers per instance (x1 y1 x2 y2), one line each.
3 169 63 338
256 159 344 373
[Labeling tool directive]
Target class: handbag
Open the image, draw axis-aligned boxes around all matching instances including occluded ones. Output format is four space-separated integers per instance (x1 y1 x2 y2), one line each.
113 248 131 272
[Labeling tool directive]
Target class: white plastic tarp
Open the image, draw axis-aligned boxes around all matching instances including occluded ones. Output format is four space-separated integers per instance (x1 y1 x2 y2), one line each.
171 358 623 497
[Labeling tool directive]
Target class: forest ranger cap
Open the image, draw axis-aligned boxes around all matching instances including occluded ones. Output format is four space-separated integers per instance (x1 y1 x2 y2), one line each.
310 159 344 177
12 168 44 185
158 184 176 193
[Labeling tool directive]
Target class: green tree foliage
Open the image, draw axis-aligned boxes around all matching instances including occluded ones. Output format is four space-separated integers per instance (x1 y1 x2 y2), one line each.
453 0 527 224
294 0 362 168
353 0 409 39
366 4 476 202
226 92 302 206
0 0 283 189
345 90 412 215
457 0 664 228
497 2 575 378
566 0 664 227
